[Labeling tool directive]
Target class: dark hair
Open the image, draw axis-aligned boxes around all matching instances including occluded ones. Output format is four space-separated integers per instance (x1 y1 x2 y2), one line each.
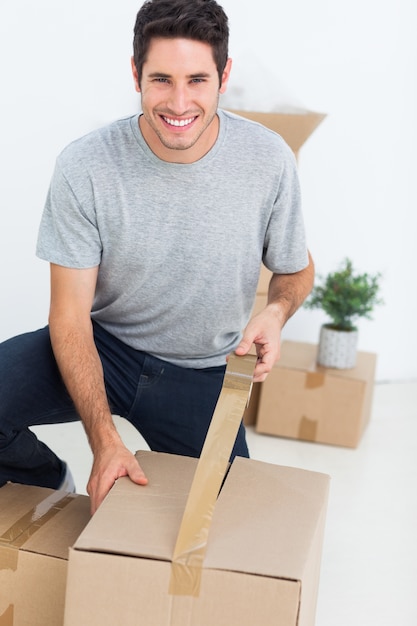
133 0 229 85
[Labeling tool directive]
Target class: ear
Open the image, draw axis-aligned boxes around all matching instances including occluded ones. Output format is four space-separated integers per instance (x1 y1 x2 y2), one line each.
131 57 141 93
219 58 232 94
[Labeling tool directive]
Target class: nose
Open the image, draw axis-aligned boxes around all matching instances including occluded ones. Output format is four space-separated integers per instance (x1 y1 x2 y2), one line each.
167 84 189 114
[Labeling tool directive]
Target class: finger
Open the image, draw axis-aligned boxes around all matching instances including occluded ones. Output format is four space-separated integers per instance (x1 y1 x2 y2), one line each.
253 361 269 383
234 339 252 356
127 458 148 486
252 349 276 381
88 471 116 514
91 460 147 513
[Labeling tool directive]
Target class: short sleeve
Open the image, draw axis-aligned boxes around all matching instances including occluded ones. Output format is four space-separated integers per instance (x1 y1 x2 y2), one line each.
262 150 308 274
36 157 102 268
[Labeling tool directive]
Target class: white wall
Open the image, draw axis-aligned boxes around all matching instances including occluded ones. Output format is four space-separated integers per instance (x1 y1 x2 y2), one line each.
1 0 416 381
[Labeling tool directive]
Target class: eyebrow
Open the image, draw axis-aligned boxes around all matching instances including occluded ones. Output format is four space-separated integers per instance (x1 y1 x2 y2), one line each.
147 72 212 79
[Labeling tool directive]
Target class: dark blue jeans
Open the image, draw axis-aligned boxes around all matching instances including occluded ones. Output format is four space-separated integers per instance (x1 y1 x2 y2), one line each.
0 322 248 489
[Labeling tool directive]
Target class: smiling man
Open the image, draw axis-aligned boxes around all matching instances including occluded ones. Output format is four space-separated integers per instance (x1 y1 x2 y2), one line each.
0 0 314 514
135 37 231 160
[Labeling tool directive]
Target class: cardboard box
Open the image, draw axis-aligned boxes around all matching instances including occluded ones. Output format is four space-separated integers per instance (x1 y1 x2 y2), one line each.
235 109 326 423
64 450 329 626
256 265 272 295
256 340 377 448
0 483 91 626
227 110 326 159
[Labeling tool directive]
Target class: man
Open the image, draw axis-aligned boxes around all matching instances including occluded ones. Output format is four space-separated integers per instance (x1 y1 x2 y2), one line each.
0 0 313 514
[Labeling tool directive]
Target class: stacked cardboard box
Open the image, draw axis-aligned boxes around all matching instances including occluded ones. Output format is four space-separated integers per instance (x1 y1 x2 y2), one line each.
256 340 377 447
237 109 326 426
0 483 90 626
64 450 330 626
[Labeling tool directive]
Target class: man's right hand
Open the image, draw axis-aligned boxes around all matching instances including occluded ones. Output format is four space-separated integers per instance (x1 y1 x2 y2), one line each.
47 263 148 515
87 442 148 514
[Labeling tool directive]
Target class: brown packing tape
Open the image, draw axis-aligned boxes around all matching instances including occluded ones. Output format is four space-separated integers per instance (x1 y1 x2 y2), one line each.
305 372 325 389
298 416 318 442
0 490 77 570
169 354 255 597
0 604 14 626
0 545 19 574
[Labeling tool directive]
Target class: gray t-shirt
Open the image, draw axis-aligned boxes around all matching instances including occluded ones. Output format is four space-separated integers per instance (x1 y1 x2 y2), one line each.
37 109 308 368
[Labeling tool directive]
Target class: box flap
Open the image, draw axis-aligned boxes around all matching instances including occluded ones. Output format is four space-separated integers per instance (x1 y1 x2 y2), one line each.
73 451 198 561
73 451 329 582
227 109 326 153
0 483 56 533
0 483 91 560
205 457 329 579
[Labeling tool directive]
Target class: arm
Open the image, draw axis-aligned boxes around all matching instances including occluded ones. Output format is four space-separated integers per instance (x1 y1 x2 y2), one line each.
48 263 147 513
235 251 315 382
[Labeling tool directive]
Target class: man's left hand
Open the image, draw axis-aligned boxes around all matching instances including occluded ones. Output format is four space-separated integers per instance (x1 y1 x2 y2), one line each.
234 305 283 382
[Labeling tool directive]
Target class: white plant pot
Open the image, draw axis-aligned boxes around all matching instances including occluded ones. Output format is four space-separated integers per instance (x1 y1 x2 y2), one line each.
317 324 358 369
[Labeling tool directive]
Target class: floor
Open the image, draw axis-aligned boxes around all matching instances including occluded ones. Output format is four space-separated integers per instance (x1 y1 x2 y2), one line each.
31 381 417 626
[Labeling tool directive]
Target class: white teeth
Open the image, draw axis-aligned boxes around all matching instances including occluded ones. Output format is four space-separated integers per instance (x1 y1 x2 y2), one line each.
163 116 195 127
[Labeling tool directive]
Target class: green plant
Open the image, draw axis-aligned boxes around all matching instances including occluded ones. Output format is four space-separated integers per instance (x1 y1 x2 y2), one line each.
304 258 383 331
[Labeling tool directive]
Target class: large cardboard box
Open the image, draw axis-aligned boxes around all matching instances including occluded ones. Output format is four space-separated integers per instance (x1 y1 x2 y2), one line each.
256 340 377 448
227 109 326 159
0 483 91 626
64 450 329 626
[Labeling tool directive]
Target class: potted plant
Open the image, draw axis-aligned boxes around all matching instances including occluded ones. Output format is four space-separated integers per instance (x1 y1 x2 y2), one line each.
304 258 383 368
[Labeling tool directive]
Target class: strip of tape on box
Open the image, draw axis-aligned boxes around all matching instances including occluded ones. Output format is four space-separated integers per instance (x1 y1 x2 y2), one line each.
0 604 14 626
0 490 77 571
169 353 255 597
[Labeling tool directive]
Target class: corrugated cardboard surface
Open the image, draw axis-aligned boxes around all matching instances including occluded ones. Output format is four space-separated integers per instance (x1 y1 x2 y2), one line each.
256 341 377 447
66 549 301 626
64 451 330 626
0 483 91 626
74 451 196 561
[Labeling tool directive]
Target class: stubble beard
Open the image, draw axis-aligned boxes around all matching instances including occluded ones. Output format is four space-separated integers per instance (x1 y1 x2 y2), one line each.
143 97 220 152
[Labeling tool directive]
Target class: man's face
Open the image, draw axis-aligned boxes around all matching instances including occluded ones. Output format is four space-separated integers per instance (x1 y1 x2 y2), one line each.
131 38 232 163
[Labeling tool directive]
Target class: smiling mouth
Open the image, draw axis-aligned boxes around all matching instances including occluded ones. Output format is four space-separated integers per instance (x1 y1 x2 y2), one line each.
161 115 197 128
